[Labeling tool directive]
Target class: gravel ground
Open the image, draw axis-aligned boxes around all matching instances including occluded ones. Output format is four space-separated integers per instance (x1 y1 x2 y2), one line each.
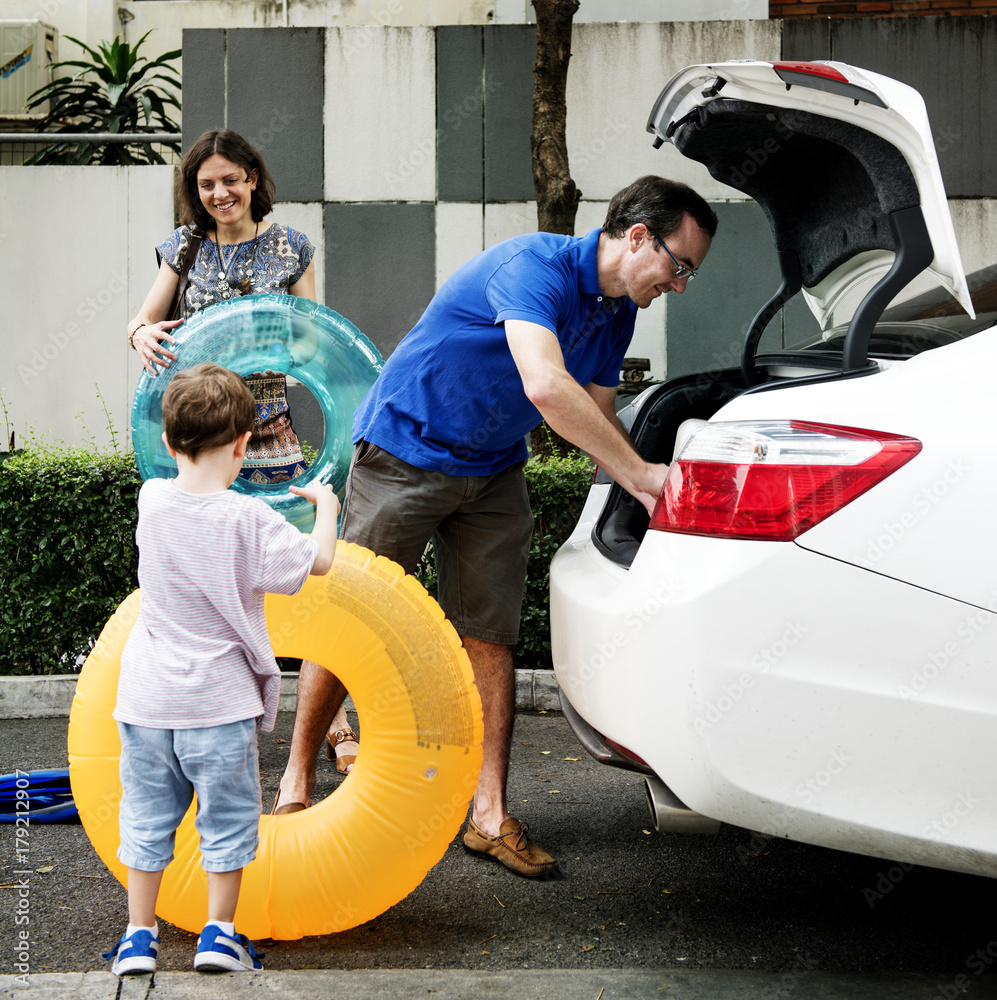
1 711 994 981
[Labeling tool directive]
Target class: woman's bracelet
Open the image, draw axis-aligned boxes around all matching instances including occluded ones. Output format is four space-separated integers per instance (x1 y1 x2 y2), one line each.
127 323 146 350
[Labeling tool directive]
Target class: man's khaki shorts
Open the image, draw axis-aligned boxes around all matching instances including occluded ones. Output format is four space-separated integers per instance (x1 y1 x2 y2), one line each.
339 441 534 645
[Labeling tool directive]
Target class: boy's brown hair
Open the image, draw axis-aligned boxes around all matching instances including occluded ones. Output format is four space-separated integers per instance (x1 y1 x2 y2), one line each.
162 363 255 461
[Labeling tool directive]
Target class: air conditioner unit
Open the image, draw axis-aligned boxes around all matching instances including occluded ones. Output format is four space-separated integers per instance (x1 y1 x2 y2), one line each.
0 20 58 119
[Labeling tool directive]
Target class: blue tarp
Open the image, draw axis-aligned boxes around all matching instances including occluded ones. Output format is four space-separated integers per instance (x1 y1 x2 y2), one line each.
0 769 78 823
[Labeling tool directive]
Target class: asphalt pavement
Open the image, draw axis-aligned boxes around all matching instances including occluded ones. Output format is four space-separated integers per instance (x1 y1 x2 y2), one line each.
3 711 997 999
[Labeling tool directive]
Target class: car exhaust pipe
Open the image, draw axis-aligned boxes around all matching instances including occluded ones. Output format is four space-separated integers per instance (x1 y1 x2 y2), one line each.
644 775 720 835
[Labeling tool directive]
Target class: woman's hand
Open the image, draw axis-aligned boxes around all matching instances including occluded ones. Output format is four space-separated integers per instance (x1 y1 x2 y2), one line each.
132 319 183 376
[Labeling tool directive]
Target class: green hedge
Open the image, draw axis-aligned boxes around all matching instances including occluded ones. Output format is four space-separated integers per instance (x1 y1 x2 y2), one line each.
0 449 142 675
416 452 594 670
0 448 593 675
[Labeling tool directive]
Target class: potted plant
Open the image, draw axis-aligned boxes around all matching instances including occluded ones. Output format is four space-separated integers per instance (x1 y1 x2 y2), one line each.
23 31 180 165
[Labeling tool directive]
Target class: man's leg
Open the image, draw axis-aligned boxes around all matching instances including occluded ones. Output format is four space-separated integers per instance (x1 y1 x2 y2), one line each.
275 663 346 811
459 631 559 878
462 636 515 836
437 465 559 878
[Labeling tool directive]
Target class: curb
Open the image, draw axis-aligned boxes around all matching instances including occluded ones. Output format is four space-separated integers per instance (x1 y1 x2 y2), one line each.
0 670 561 720
0 968 965 1000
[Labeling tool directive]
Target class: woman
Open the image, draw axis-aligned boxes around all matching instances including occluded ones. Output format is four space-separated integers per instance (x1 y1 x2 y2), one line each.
126 129 358 781
128 128 312 484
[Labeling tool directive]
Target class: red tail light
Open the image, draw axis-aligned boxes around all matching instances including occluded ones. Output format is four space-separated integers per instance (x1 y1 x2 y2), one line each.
772 61 849 84
649 421 922 541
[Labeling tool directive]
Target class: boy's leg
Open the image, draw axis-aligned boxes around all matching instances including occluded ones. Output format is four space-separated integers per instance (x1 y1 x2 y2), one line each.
196 868 262 973
181 720 265 972
127 868 165 928
195 868 261 973
108 723 191 975
206 869 243 924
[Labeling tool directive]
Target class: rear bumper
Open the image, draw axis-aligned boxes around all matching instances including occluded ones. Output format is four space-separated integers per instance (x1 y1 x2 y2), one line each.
550 502 997 877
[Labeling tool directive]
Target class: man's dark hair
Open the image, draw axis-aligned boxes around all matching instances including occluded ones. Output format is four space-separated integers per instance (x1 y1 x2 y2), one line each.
602 175 718 241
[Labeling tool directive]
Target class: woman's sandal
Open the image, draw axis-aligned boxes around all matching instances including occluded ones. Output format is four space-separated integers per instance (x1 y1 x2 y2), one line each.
326 727 359 775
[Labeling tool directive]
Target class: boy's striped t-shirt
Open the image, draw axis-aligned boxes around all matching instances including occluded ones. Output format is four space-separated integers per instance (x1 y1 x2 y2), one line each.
114 478 318 733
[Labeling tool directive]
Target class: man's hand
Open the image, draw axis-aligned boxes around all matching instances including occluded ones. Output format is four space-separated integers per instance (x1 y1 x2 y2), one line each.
505 319 667 513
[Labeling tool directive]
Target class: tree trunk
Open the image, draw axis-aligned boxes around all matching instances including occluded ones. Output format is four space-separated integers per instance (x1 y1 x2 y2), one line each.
530 0 581 236
530 0 581 460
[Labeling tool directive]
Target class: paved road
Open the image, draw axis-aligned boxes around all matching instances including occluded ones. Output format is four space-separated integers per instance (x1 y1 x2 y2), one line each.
1 711 995 996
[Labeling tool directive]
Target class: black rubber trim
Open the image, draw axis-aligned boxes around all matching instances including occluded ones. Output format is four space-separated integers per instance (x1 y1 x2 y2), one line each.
742 249 804 387
843 206 935 371
559 689 654 776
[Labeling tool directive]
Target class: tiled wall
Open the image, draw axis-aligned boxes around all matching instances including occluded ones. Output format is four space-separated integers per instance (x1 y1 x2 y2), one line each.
6 16 997 453
182 17 995 385
182 20 786 378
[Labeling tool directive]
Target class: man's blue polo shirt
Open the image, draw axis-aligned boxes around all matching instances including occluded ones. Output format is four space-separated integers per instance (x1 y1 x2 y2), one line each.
352 228 637 476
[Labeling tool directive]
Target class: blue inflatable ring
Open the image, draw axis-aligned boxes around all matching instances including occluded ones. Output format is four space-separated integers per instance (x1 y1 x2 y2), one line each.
130 295 382 531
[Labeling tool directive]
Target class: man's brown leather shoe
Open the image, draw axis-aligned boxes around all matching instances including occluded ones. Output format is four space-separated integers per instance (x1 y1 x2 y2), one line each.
462 816 561 880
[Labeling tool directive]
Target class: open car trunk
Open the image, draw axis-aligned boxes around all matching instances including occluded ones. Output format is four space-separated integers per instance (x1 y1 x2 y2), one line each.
591 61 974 569
594 371 742 567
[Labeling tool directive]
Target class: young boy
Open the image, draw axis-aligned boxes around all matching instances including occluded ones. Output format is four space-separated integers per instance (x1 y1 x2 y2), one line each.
103 363 339 976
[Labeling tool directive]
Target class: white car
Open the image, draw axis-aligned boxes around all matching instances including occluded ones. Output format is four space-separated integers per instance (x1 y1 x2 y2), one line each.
550 60 997 878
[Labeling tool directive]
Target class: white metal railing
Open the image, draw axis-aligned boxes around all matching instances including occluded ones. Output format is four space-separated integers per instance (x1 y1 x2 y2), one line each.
0 133 181 143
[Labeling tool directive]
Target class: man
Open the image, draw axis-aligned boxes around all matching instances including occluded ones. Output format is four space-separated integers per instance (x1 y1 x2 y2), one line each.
275 175 716 879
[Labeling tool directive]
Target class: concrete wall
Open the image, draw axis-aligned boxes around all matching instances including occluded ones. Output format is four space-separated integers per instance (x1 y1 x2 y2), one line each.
2 17 996 450
0 165 312 451
2 165 172 451
0 0 768 78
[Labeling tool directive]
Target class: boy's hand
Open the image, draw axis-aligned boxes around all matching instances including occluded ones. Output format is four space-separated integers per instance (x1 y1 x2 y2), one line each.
289 481 340 516
291 482 340 574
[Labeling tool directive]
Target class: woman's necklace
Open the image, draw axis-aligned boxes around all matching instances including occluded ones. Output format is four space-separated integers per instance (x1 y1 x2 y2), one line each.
213 221 259 290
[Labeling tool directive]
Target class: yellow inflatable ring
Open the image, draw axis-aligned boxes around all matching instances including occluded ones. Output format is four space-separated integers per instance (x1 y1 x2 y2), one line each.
68 542 483 940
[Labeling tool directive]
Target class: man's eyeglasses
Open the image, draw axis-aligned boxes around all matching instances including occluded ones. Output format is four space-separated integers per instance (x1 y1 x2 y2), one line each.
648 230 697 280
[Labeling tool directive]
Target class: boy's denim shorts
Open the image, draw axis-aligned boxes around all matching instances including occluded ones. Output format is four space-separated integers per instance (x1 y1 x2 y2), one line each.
116 718 261 874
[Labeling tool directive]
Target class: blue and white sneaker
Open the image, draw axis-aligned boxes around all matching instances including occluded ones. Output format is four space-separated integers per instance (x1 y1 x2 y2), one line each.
193 924 264 972
102 928 159 976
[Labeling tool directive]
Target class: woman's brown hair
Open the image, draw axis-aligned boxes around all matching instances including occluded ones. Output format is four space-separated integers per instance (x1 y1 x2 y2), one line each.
174 129 276 230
